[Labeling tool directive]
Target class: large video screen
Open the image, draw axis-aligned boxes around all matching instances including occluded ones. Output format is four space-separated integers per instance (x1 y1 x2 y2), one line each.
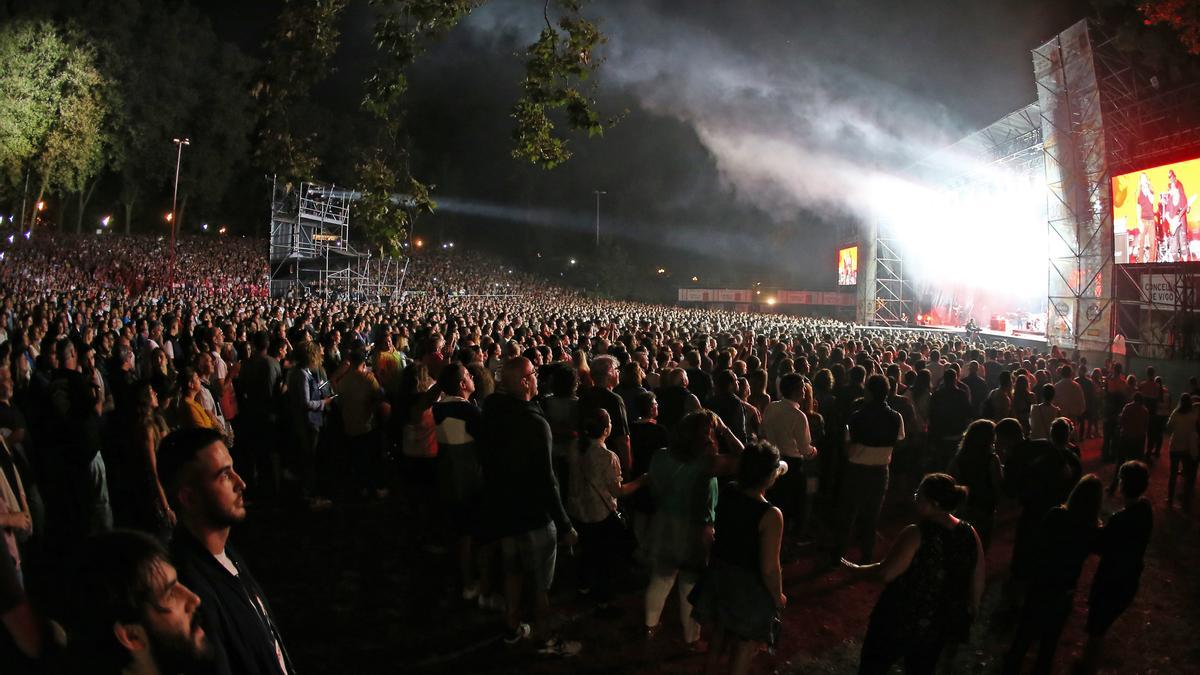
1112 157 1200 264
837 245 858 286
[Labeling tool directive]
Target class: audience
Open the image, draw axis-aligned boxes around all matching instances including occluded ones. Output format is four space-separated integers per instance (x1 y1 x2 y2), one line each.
0 232 1194 674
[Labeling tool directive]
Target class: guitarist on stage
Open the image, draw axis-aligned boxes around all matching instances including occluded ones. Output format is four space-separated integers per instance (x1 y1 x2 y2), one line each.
1164 169 1191 262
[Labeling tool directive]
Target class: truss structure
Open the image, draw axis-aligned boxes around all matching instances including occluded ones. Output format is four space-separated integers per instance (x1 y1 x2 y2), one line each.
1033 20 1113 352
873 238 910 326
1112 263 1200 359
267 178 408 300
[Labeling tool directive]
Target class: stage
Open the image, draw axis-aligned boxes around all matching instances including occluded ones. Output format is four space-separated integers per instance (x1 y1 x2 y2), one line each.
859 323 1049 350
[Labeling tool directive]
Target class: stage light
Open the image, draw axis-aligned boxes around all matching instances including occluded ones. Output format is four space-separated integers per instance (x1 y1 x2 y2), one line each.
415 238 424 248
691 276 699 282
766 297 777 306
23 231 30 239
657 268 666 274
218 226 227 235
101 216 111 227
569 258 577 265
35 201 45 212
6 235 13 244
448 242 455 248
202 223 208 231
165 213 173 222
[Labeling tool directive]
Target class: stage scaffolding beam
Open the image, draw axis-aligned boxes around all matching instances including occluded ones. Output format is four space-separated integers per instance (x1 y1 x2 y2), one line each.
1033 19 1113 354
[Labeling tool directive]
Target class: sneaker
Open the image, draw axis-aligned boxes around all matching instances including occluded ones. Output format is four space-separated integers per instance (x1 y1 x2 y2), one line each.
503 623 531 645
538 637 582 657
462 585 480 601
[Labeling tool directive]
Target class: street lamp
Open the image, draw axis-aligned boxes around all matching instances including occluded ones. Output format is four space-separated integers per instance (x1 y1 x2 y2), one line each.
168 137 190 288
593 189 606 249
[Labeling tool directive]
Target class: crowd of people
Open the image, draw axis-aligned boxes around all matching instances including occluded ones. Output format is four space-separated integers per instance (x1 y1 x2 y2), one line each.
0 233 1197 675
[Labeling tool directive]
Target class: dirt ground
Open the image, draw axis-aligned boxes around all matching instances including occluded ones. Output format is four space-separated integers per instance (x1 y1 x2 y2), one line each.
235 437 1200 674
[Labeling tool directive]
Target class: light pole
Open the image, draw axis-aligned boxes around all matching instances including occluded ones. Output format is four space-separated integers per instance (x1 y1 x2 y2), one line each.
168 137 190 288
593 189 606 249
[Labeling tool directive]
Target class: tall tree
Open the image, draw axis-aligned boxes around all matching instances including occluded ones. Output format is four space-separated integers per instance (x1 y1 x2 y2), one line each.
0 19 114 230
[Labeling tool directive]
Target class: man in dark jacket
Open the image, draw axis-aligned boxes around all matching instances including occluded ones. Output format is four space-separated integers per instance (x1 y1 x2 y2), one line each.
480 357 579 655
929 368 974 471
158 428 292 675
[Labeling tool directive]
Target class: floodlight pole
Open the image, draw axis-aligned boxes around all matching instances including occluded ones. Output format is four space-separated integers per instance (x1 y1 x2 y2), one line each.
593 189 606 249
168 137 190 289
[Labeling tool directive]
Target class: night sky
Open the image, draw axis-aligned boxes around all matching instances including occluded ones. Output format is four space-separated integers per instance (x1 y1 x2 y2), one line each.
206 0 1094 290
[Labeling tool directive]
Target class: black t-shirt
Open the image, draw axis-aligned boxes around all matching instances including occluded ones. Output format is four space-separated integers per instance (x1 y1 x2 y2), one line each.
578 386 629 438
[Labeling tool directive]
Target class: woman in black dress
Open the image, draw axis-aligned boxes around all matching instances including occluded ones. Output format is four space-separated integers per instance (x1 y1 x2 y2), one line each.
1003 474 1103 675
689 441 788 675
843 473 985 675
1079 460 1153 675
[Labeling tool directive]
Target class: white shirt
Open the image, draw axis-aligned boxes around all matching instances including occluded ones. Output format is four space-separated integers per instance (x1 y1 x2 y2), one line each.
760 399 814 459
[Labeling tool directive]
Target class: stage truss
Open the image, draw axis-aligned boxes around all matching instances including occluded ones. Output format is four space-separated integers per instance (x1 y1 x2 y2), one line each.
873 238 910 326
268 178 408 299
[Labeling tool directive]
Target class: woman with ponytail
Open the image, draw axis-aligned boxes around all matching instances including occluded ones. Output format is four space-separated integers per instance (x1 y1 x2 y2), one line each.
843 473 985 674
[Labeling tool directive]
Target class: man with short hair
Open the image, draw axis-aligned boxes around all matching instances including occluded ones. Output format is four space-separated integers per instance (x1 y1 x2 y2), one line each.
479 357 579 656
65 530 210 675
158 428 293 675
762 373 818 537
1054 365 1086 437
835 374 904 565
578 355 631 470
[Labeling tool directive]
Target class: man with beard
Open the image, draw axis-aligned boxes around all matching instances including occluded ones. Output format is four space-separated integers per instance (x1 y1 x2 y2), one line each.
65 530 211 675
158 429 292 675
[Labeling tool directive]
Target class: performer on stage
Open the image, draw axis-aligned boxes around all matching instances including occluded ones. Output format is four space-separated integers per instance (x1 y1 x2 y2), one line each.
1164 170 1190 262
1136 173 1156 263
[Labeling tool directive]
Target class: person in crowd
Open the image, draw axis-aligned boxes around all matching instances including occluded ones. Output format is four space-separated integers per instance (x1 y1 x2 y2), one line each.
644 411 729 647
1075 368 1097 439
656 368 702 431
843 473 985 675
628 391 668 561
615 362 649 425
1053 366 1085 437
285 342 333 509
983 370 1013 422
949 419 1003 549
1010 418 1081 582
928 369 973 472
1012 374 1034 435
63 529 209 675
479 357 579 656
689 441 788 675
1028 384 1060 441
157 428 293 675
834 374 904 565
432 363 485 601
1079 461 1153 675
567 408 644 609
1102 365 1130 461
543 364 581 491
335 349 385 500
1003 474 1103 675
1111 393 1149 493
761 373 817 541
175 367 222 432
1165 393 1199 506
128 383 173 541
237 332 282 496
1142 374 1169 459
578 355 632 471
962 361 989 417
709 370 748 447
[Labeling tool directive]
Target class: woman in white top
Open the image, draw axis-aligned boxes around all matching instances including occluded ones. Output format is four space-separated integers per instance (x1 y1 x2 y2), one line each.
568 408 644 604
1166 394 1199 506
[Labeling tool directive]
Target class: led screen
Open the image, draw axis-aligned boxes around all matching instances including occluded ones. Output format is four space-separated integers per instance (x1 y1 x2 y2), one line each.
837 245 858 286
1112 157 1200 264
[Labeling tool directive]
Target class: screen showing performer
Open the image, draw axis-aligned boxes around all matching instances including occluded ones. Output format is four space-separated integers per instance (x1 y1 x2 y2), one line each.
837 245 858 285
1112 157 1200 263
